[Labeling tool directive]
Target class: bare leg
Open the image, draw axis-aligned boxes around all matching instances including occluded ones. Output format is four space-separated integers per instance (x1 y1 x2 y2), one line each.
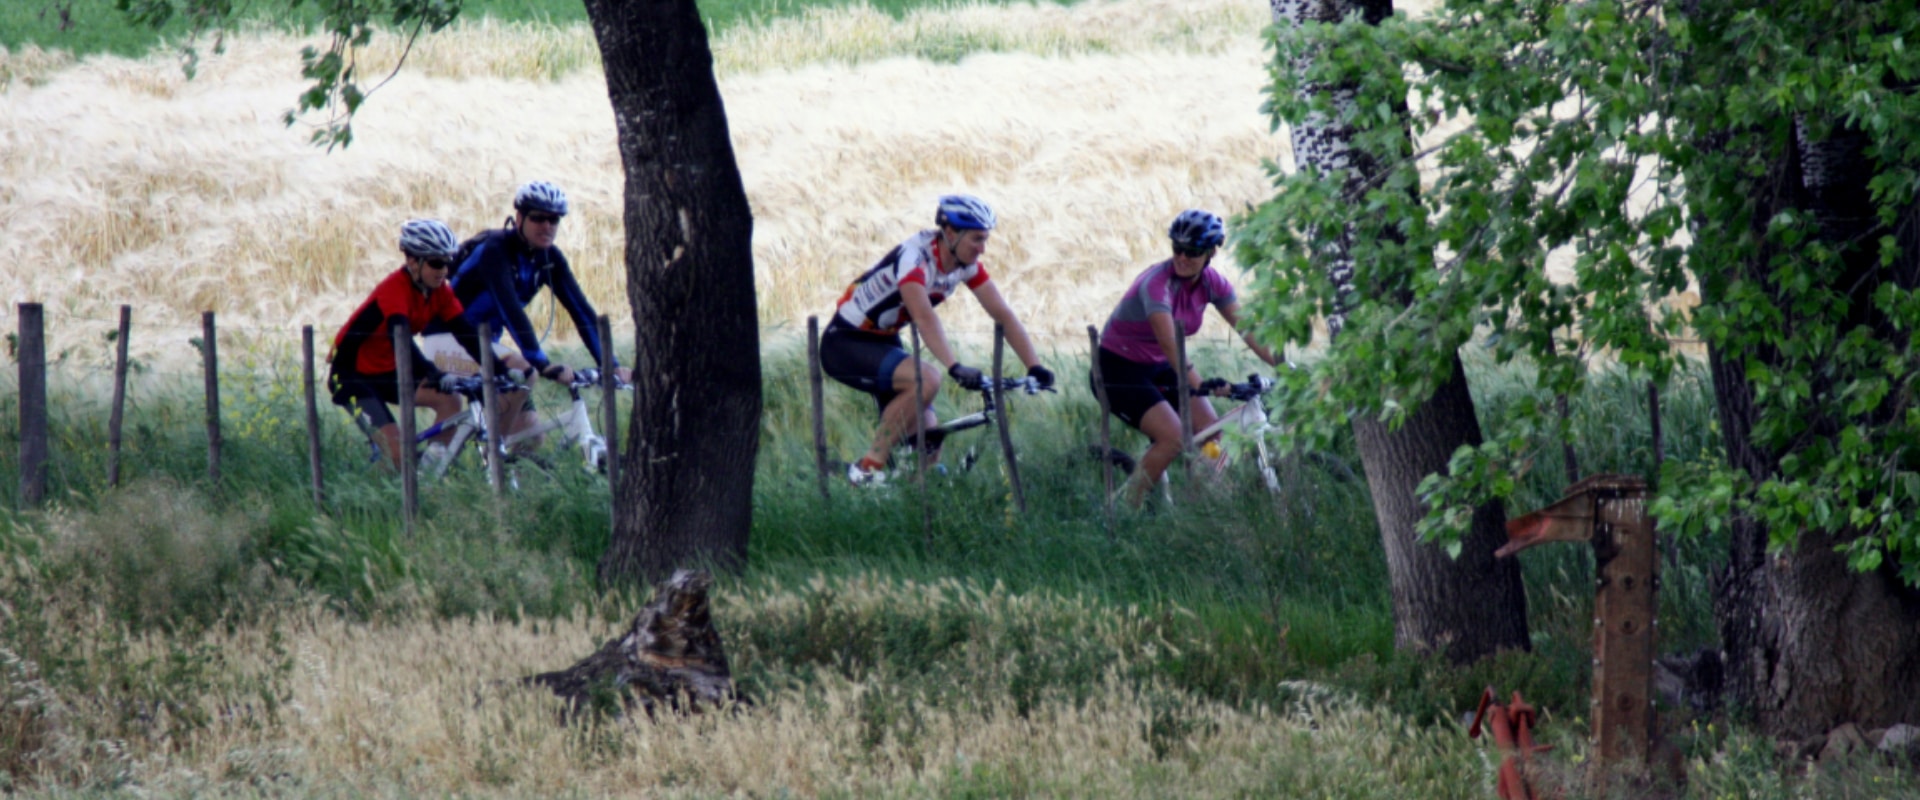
862 357 943 466
1123 396 1218 507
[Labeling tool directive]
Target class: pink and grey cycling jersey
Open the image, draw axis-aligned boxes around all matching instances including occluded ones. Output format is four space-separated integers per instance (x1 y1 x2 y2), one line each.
833 230 991 335
1099 260 1237 364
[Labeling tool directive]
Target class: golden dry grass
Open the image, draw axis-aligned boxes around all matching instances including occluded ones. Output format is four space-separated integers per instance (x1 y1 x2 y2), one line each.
0 0 1298 371
9 571 1472 797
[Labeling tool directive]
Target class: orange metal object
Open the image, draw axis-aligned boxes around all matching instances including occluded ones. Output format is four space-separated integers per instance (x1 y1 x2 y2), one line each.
1499 474 1657 788
1470 687 1553 800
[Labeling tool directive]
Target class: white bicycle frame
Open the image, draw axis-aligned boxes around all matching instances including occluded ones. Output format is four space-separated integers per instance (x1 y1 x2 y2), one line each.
410 374 619 484
1189 389 1282 494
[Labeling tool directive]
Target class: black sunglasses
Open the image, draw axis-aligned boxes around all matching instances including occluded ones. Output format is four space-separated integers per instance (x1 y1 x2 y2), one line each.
423 257 453 270
525 212 563 225
1175 245 1215 259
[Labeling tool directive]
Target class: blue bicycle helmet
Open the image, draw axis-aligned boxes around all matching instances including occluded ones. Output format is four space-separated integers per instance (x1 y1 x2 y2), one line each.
935 194 996 231
513 180 570 216
1168 209 1226 251
397 218 459 260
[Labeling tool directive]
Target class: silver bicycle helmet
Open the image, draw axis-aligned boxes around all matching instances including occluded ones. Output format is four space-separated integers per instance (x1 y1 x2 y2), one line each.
397 218 459 260
935 194 996 231
513 180 570 216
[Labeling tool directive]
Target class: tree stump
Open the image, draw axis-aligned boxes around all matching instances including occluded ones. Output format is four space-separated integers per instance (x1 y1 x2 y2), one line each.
523 569 748 721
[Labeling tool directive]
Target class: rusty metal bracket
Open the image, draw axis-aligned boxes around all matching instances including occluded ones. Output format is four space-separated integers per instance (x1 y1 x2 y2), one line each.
1470 687 1553 800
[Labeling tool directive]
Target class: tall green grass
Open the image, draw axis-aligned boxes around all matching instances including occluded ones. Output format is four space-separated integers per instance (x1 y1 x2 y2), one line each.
5 340 1914 796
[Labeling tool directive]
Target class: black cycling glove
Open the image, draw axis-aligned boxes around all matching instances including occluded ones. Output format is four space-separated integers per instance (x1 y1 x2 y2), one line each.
1027 364 1055 390
948 362 985 391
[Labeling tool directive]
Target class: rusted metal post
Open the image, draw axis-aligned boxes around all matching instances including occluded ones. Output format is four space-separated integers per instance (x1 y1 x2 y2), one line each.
1088 325 1114 535
1499 474 1656 788
17 303 47 508
807 315 830 501
302 325 324 507
108 305 131 489
991 324 1026 513
202 311 222 485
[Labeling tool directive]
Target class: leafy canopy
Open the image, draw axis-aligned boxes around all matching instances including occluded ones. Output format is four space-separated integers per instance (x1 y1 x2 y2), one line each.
117 0 463 148
1240 0 1920 582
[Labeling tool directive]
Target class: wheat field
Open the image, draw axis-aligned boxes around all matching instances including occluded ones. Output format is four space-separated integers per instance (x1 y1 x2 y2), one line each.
0 0 1323 372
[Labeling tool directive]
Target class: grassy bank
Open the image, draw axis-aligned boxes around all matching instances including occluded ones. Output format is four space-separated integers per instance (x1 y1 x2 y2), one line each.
8 339 1890 797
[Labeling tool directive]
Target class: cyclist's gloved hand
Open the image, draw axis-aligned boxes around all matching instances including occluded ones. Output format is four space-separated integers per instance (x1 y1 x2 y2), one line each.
436 372 463 395
1197 377 1229 396
540 364 571 383
1027 364 1055 390
948 362 985 391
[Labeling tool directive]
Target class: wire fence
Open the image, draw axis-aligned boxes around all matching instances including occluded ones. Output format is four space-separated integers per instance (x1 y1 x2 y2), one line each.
5 302 630 534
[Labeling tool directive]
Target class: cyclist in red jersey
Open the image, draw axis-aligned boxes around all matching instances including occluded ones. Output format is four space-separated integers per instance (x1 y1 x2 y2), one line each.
327 219 489 470
820 194 1056 485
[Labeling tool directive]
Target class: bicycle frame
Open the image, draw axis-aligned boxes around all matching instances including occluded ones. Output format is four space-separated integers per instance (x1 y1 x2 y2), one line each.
1189 381 1282 494
890 376 1046 473
388 370 625 485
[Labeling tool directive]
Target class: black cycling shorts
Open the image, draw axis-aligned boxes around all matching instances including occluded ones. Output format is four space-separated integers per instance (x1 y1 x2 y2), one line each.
1090 348 1178 430
820 321 913 415
328 370 405 429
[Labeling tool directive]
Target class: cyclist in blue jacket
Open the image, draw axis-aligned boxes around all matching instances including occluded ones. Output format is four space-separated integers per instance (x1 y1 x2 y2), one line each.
425 181 631 449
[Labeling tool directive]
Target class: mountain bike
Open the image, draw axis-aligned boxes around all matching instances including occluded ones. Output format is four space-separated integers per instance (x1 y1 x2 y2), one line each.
840 376 1054 484
357 368 630 486
1094 373 1350 499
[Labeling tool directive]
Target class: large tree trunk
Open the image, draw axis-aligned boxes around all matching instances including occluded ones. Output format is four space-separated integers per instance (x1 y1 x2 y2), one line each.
583 0 761 586
1271 0 1529 661
1358 358 1530 659
1705 120 1920 738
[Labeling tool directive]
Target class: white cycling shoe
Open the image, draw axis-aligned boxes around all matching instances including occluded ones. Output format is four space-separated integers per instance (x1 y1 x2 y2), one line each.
847 461 888 487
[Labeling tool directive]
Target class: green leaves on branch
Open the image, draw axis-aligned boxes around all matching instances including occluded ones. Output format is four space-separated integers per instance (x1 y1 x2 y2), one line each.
120 0 464 150
1243 0 1920 583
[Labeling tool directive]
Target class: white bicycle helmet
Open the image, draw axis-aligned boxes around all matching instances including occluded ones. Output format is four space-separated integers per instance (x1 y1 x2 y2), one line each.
513 180 570 216
935 194 996 231
398 218 459 260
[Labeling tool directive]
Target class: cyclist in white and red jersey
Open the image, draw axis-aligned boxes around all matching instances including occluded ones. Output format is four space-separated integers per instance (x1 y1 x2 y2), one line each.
1092 209 1279 507
821 194 1056 485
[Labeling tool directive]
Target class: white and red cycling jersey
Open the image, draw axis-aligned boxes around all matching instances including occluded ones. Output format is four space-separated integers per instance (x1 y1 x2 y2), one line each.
833 229 991 335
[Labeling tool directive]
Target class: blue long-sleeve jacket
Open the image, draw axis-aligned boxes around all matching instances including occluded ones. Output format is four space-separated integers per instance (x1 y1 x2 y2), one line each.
434 228 616 372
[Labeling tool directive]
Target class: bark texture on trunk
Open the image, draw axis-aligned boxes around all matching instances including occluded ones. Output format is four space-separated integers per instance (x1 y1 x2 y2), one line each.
1706 118 1920 738
1356 353 1530 660
583 0 760 586
1272 0 1530 661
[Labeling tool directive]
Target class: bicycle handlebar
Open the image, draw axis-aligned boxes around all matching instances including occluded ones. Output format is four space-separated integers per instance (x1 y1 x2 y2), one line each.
972 376 1055 396
1192 373 1276 402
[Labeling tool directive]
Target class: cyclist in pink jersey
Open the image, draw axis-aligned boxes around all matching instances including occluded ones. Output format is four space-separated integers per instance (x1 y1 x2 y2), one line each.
1091 209 1279 507
821 194 1056 485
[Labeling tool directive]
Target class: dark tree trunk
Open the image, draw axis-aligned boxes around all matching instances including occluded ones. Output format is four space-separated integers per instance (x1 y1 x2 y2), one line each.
1356 356 1530 660
1272 0 1530 661
1706 118 1920 738
582 0 760 586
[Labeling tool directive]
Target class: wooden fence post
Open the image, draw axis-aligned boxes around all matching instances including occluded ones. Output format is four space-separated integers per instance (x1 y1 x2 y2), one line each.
911 322 930 546
1088 325 1114 535
1174 325 1193 493
991 323 1026 513
393 320 417 535
478 323 505 497
16 303 47 508
303 325 325 508
597 314 619 498
108 305 131 489
202 311 221 485
808 315 830 501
